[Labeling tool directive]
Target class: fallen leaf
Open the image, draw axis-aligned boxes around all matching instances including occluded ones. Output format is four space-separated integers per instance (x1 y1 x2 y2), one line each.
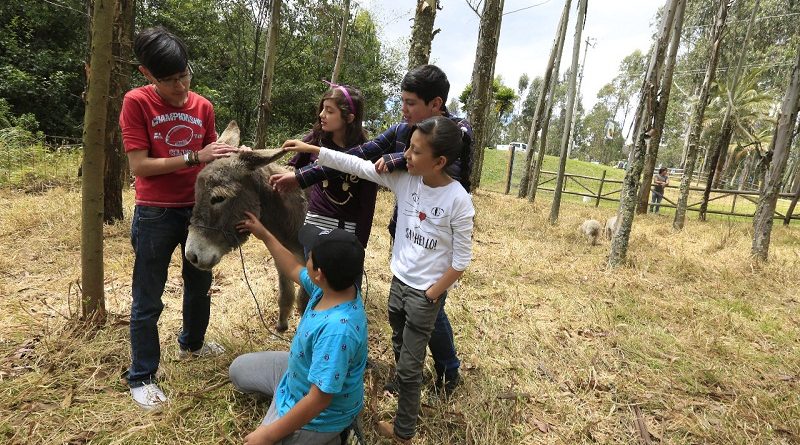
61 388 74 409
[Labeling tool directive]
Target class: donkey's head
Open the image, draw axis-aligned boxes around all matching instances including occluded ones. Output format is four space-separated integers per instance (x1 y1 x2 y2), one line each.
184 122 290 270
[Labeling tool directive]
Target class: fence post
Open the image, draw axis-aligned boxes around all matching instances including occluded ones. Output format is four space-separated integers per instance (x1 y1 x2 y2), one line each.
504 146 516 194
596 169 606 207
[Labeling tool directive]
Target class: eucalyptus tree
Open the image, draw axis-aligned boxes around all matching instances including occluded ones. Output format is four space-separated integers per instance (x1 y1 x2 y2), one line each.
636 0 686 214
82 0 115 322
608 0 682 267
330 0 351 83
465 0 505 189
549 0 588 225
102 0 134 223
254 0 281 149
517 0 571 199
408 0 439 69
752 47 800 260
673 0 731 231
699 0 761 220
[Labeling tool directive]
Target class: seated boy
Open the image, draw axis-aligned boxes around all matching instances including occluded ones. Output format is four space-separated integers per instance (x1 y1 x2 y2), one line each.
231 213 368 445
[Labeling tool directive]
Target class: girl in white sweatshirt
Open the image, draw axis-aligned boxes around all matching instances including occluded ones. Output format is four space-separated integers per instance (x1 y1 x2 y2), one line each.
282 116 474 443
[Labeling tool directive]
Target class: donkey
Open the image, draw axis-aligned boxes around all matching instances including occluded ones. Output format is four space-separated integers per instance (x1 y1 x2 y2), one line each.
184 121 308 332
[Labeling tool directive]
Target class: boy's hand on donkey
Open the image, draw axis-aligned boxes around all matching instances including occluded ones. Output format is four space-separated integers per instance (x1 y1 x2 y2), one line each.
236 211 269 241
198 141 240 163
268 172 299 194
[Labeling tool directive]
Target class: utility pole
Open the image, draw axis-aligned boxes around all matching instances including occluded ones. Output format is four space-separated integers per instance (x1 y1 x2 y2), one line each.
567 36 595 158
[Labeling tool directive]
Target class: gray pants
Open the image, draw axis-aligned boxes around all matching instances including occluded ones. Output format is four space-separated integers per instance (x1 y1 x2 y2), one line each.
229 351 342 445
388 277 444 439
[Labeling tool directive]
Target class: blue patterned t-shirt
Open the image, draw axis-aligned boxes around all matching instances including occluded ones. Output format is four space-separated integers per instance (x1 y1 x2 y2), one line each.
274 268 368 432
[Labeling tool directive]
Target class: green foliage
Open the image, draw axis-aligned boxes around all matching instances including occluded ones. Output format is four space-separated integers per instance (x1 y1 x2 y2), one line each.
0 0 401 145
575 102 625 163
0 0 87 138
459 76 519 146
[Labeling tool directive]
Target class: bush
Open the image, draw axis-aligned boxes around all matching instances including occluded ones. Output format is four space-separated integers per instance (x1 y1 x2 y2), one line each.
0 125 81 192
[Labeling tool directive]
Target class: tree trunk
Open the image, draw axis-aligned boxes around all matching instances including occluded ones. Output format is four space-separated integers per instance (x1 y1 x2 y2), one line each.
254 0 281 150
752 47 800 260
527 4 570 203
699 118 733 207
549 0 588 225
467 0 505 189
785 159 800 225
518 0 572 198
103 0 134 224
528 69 562 203
636 0 686 214
408 0 438 69
567 36 592 159
673 0 730 231
699 0 760 220
607 0 681 267
82 0 115 322
680 82 701 168
713 135 731 188
330 0 350 84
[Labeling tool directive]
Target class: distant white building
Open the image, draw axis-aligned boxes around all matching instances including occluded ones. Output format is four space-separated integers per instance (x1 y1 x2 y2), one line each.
496 141 527 151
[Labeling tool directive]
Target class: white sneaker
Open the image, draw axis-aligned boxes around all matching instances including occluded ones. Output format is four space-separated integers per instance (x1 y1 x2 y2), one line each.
130 383 167 410
177 341 225 360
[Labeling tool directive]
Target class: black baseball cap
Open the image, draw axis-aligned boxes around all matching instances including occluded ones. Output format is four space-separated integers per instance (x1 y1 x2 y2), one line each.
299 224 365 291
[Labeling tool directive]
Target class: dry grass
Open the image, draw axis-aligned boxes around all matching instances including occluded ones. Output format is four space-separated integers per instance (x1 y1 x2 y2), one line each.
1 185 799 444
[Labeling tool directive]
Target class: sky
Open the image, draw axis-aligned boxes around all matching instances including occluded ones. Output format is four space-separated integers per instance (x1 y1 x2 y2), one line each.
359 0 665 111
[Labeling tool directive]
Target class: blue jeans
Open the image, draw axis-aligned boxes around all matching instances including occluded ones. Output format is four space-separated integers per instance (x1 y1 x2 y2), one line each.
127 206 212 387
650 190 664 213
429 296 460 378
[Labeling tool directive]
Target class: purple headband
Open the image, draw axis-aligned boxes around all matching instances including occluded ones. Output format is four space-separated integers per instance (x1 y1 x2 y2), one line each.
323 80 356 115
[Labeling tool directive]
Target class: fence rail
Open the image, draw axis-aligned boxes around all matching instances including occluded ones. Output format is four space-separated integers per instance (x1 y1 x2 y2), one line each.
518 169 800 222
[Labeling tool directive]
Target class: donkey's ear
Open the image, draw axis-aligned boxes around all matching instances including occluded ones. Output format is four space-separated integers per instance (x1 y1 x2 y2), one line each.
217 121 241 147
239 148 289 170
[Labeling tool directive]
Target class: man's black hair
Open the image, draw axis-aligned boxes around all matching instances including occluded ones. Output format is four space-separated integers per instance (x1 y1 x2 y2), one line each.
133 26 189 79
401 64 450 106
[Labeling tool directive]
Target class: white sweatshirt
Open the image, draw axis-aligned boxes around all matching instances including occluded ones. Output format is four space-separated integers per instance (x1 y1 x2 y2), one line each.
317 147 475 290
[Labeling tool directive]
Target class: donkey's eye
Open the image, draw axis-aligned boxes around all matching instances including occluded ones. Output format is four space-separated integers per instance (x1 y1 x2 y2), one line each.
210 196 225 205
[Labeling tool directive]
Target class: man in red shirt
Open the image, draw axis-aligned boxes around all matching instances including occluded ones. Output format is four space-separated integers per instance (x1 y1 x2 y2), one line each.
120 26 238 410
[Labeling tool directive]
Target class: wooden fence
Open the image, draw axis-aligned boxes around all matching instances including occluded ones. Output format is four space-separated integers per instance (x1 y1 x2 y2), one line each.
523 169 800 223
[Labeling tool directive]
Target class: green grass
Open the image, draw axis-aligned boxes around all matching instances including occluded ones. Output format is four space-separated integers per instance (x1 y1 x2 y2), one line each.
479 149 797 223
0 128 82 192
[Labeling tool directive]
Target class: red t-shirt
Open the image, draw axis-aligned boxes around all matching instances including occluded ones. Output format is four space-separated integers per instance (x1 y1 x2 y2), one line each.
119 85 218 207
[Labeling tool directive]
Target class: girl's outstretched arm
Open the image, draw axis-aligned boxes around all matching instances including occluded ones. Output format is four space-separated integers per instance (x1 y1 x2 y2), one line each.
282 139 321 155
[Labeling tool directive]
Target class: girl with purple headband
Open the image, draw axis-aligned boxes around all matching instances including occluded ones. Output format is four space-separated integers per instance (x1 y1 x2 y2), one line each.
286 83 376 253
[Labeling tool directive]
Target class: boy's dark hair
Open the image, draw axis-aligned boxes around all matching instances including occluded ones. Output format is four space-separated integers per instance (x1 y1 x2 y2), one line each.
401 64 450 107
134 26 189 79
299 225 365 291
658 167 668 174
411 116 472 190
